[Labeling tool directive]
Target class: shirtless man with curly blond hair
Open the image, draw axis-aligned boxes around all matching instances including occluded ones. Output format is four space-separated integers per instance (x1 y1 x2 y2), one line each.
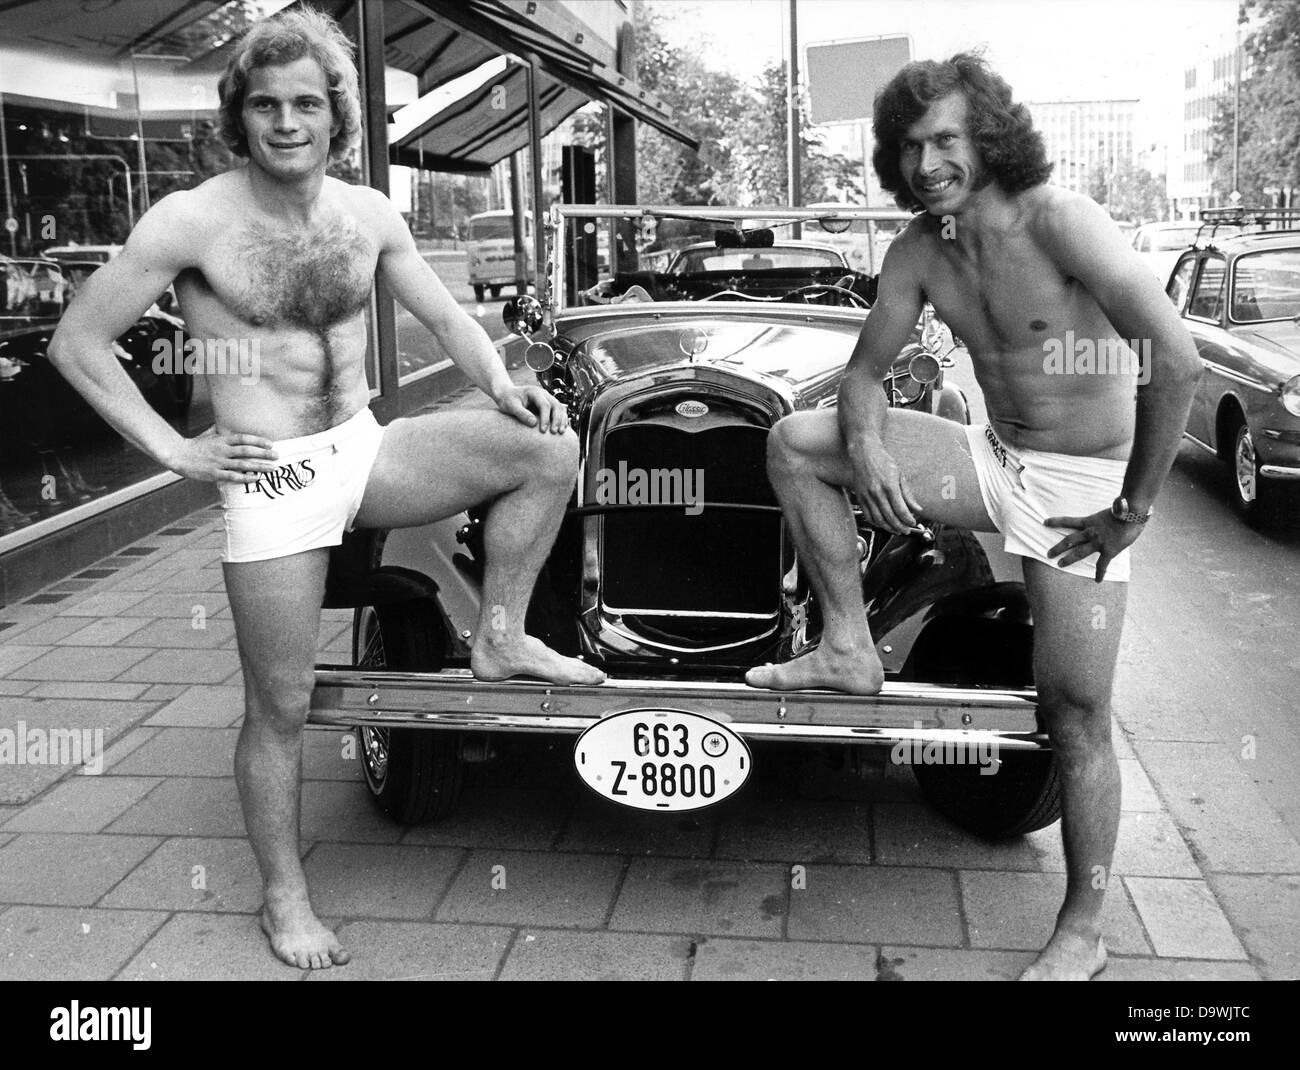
51 8 602 971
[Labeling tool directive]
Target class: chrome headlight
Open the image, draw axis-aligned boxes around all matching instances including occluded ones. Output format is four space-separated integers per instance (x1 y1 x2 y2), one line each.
1282 374 1300 418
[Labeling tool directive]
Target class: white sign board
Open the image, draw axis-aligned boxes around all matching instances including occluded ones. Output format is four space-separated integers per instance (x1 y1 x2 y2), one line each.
806 36 913 126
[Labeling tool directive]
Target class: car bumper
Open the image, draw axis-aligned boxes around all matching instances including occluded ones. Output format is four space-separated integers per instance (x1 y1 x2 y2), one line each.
310 668 1046 750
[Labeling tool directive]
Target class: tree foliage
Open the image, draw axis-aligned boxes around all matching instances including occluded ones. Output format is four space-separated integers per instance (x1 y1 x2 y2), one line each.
1207 0 1300 203
1088 159 1168 222
630 0 863 206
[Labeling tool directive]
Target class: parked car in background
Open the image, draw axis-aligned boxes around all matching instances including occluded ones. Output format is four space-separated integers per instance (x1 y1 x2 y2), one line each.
1132 220 1239 283
311 205 1054 844
465 209 532 302
1166 207 1300 521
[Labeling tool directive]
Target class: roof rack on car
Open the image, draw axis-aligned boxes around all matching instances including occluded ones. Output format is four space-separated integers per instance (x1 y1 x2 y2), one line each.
1195 205 1300 244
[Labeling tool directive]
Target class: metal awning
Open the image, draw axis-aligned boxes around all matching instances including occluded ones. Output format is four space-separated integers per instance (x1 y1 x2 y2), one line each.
399 0 698 150
0 0 228 57
0 0 699 161
390 60 588 173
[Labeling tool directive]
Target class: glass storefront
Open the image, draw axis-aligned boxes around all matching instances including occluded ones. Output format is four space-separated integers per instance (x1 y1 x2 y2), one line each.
0 0 370 544
0 0 668 581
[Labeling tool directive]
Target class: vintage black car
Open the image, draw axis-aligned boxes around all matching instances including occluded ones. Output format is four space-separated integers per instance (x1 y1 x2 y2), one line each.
1166 207 1300 521
311 206 1051 841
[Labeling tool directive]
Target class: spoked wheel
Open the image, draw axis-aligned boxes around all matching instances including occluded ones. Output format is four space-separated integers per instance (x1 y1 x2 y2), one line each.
353 603 463 824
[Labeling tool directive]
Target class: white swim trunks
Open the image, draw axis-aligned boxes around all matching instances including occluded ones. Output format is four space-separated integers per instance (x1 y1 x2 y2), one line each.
965 422 1131 582
217 406 386 564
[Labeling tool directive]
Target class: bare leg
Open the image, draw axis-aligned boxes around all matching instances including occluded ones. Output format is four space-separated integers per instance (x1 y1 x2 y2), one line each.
354 410 603 684
746 408 995 693
225 549 350 970
1018 559 1126 981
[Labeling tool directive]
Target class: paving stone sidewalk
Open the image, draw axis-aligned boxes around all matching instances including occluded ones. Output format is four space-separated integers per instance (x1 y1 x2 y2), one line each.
0 507 1294 980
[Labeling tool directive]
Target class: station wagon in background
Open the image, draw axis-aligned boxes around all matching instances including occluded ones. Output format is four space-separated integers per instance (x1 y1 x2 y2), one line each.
312 205 1056 844
1165 207 1300 521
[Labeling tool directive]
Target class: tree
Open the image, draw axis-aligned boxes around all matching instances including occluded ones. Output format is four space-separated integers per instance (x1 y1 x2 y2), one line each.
629 1 863 207
1087 160 1167 222
1207 0 1300 205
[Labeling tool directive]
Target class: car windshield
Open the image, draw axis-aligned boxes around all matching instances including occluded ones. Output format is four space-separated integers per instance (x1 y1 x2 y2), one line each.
671 246 846 273
1150 228 1200 251
1231 248 1300 321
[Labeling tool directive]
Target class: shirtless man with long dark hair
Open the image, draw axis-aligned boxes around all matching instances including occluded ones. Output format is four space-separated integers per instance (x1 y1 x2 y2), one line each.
50 7 602 971
746 54 1201 980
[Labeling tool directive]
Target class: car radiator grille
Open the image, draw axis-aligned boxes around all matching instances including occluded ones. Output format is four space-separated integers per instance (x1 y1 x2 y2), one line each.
598 420 782 628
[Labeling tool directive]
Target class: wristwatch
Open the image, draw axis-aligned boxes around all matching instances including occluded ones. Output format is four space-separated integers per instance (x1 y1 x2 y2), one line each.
1110 496 1152 524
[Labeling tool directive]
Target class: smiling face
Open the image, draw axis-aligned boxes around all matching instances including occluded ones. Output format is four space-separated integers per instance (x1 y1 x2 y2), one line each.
899 93 987 215
240 57 340 180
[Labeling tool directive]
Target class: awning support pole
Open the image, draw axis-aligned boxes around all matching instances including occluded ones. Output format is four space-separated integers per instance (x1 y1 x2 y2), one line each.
509 151 527 295
525 54 546 297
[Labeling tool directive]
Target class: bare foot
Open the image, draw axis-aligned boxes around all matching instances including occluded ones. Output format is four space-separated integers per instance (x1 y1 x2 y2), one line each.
260 890 350 970
471 633 606 685
744 645 884 694
1018 928 1107 981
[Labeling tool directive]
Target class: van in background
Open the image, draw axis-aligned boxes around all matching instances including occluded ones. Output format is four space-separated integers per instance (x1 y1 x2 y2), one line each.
466 210 532 301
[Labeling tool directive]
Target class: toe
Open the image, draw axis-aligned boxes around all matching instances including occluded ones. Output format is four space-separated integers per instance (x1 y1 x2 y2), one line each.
331 945 352 965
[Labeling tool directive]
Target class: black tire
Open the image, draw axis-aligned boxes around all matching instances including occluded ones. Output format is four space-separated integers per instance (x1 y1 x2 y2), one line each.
353 603 463 824
902 603 1060 839
912 751 1061 840
473 284 486 302
1226 417 1276 525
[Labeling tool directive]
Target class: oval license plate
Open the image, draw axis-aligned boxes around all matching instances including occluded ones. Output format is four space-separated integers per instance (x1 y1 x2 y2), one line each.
574 709 751 812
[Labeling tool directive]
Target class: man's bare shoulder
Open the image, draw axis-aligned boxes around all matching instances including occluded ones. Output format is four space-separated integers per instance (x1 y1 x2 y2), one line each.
331 177 395 218
1023 184 1119 247
331 178 409 248
112 179 237 275
880 213 933 269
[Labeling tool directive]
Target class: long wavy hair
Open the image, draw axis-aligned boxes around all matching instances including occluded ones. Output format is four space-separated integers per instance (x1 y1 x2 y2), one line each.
872 53 1052 211
217 7 362 161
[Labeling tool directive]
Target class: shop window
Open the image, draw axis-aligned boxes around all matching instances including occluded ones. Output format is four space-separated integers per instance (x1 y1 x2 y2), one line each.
1 0 371 541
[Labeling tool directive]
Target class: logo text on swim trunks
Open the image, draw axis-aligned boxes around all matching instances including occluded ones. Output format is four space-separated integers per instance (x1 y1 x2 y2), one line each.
1041 331 1151 385
151 332 260 384
242 458 317 499
984 425 1010 468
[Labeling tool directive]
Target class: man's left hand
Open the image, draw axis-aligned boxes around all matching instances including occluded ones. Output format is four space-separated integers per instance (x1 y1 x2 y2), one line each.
1044 510 1145 583
495 384 569 434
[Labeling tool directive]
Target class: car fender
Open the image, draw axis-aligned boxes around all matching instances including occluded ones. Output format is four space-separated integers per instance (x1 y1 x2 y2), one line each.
324 528 467 660
899 581 1035 689
932 381 970 425
864 524 996 641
